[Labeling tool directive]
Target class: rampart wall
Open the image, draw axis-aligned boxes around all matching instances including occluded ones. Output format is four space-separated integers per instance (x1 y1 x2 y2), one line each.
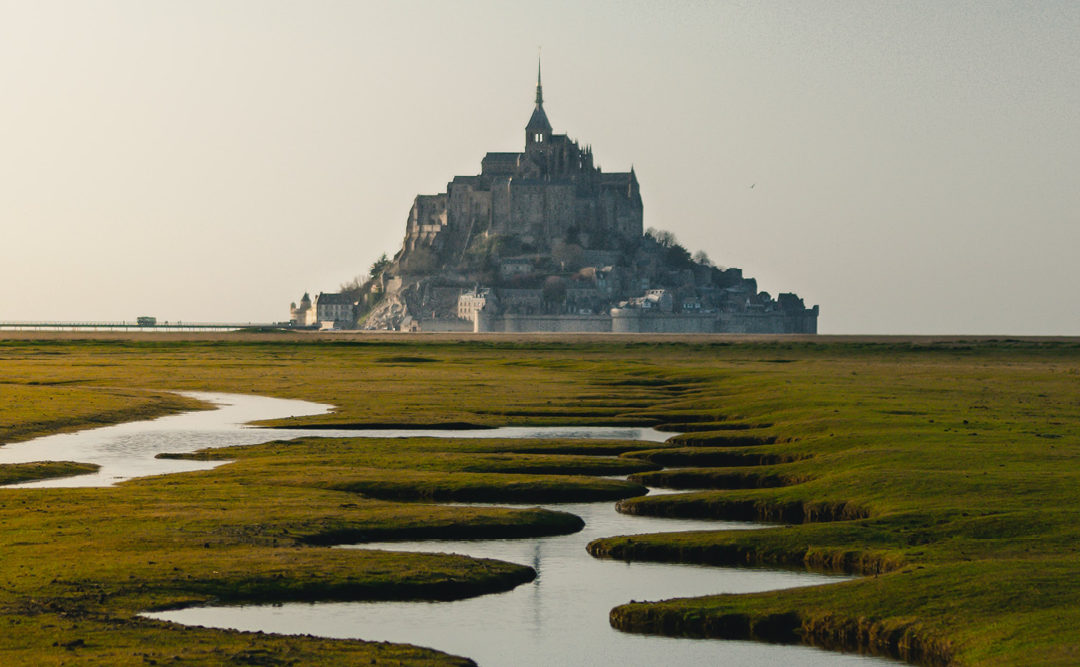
716 308 818 334
415 318 474 333
475 313 611 333
473 309 817 334
610 310 718 334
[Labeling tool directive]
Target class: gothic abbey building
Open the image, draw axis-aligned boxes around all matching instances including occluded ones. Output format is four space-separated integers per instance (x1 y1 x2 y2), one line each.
404 65 641 259
342 65 819 334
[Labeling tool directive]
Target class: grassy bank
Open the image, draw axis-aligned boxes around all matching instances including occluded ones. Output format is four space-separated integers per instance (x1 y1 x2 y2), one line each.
0 461 100 485
589 340 1080 665
0 334 1078 664
0 383 207 444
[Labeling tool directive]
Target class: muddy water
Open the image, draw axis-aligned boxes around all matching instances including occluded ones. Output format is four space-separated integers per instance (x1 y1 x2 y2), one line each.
3 393 896 665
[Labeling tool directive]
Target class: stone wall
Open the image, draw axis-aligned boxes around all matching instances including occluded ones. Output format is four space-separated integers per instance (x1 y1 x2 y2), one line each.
475 312 611 333
472 307 819 334
610 309 717 334
405 194 448 251
417 317 474 333
717 308 819 334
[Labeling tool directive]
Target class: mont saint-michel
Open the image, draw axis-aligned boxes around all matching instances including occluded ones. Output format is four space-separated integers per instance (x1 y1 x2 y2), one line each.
291 66 818 334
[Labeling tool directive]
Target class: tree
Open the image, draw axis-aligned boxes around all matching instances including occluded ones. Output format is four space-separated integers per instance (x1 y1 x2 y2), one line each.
645 227 677 248
552 240 584 271
692 250 712 267
665 243 694 270
369 253 391 280
542 276 567 308
339 276 365 301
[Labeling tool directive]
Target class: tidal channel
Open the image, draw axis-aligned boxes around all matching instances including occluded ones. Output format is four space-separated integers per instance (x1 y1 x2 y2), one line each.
3 393 897 665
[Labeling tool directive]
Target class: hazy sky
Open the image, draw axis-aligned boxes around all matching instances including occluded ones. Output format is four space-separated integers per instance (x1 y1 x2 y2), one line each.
2 1 1077 334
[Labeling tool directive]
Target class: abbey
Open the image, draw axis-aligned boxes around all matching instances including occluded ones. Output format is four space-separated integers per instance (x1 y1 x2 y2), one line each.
305 63 819 334
404 63 642 259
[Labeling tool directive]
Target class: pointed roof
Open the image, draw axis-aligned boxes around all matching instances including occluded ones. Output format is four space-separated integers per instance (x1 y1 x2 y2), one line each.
526 57 552 133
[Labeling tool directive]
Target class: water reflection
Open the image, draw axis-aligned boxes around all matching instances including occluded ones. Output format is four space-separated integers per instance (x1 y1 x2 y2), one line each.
153 497 895 666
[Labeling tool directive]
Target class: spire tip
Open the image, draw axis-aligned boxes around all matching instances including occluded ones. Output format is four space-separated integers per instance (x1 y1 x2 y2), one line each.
535 51 544 106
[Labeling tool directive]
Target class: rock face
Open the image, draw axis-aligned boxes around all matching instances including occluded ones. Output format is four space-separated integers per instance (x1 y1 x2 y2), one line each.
359 65 818 334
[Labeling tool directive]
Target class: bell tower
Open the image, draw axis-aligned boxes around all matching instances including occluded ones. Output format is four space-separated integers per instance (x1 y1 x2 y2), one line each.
525 58 551 152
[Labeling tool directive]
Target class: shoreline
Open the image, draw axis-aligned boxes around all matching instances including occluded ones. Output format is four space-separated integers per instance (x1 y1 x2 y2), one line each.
2 329 1079 345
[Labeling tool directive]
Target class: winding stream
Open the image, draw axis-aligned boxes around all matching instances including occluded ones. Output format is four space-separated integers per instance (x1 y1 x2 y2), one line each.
3 393 896 665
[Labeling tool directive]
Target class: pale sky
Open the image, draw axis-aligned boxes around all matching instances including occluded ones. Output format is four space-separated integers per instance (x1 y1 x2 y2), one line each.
1 1 1077 334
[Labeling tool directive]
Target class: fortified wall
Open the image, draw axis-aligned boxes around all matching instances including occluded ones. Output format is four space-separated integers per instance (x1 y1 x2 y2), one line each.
473 308 819 334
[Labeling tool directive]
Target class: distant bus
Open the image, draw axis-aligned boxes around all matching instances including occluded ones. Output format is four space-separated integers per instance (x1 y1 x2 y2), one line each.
136 316 157 327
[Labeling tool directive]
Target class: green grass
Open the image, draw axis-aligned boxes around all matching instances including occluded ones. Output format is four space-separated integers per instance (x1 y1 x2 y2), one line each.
628 466 809 489
0 383 205 444
586 341 1080 665
0 334 1078 664
0 461 100 485
159 436 650 516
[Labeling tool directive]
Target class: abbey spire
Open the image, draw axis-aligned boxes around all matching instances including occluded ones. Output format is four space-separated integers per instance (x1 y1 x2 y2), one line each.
525 57 552 149
535 57 544 105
